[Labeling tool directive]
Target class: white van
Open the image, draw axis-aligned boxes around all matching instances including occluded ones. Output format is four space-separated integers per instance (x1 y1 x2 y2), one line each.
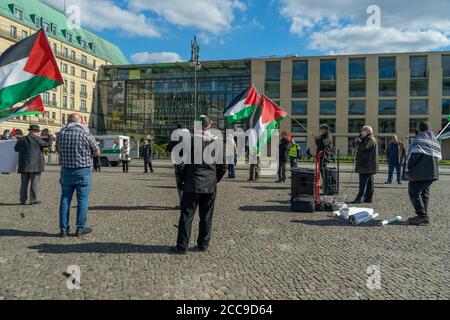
94 135 130 167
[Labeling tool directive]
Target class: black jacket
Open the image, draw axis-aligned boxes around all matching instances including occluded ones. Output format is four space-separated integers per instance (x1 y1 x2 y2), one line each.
408 153 439 182
181 133 226 194
355 134 379 174
315 132 334 162
14 134 50 173
279 138 290 163
143 144 152 161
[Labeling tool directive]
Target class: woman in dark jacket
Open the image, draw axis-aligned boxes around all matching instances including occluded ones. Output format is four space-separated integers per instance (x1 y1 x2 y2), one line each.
352 125 378 204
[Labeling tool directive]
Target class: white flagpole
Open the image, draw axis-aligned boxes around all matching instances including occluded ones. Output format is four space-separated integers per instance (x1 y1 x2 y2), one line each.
436 121 450 139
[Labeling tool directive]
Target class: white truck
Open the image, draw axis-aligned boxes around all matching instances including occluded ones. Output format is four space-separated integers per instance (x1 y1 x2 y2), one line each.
94 135 130 167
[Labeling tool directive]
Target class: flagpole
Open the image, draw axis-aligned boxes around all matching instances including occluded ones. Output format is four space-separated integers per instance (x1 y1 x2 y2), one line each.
284 111 315 136
436 121 450 139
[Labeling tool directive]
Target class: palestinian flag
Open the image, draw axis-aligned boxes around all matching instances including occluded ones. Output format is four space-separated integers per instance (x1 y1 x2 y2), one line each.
248 95 287 151
0 95 44 123
0 28 63 111
224 85 260 124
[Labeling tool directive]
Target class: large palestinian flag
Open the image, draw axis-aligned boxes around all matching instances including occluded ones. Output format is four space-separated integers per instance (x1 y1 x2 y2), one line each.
0 95 44 123
249 95 287 151
0 28 63 111
224 85 260 124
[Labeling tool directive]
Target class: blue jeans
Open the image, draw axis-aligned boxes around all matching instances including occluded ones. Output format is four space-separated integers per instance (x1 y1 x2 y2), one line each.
387 160 402 183
227 164 236 178
290 156 298 169
59 167 92 231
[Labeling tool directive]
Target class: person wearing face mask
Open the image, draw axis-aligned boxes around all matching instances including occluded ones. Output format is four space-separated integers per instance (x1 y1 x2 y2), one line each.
351 125 379 204
1 129 11 140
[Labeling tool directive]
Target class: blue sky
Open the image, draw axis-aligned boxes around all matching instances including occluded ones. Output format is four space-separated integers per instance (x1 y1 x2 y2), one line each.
43 0 450 64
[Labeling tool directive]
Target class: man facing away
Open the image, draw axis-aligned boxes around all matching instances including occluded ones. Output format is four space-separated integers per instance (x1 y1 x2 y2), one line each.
56 113 100 237
351 125 379 204
385 134 406 185
142 139 154 173
14 124 50 205
276 132 290 183
407 121 441 226
172 115 226 254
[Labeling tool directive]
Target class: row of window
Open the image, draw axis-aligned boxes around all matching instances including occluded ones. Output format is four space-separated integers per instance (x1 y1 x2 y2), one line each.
61 64 95 81
291 118 433 135
10 24 98 70
266 55 436 82
267 77 446 99
291 99 448 116
41 92 87 112
13 6 96 53
62 80 89 98
266 56 449 99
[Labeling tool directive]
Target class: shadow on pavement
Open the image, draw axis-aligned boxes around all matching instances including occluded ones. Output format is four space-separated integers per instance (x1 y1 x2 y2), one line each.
88 205 174 211
241 186 290 191
28 242 174 254
290 219 404 227
0 229 56 237
239 205 291 212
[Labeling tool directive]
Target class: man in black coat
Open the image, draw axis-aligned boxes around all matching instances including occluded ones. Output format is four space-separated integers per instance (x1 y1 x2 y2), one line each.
14 124 50 205
276 132 290 183
142 139 154 173
407 121 441 226
351 125 379 204
172 115 226 254
313 124 334 179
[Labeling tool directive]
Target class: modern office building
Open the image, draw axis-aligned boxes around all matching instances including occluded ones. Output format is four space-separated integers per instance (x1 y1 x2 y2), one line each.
0 0 127 133
95 60 251 144
95 52 450 156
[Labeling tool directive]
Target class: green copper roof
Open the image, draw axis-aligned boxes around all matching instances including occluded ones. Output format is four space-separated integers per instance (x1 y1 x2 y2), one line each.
0 0 128 65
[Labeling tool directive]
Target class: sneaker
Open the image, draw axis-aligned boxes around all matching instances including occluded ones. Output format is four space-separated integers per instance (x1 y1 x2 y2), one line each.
384 181 392 184
170 246 188 254
75 227 93 237
408 216 429 226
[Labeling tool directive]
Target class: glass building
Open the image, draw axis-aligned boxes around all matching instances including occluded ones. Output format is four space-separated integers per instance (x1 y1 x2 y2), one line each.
95 60 251 144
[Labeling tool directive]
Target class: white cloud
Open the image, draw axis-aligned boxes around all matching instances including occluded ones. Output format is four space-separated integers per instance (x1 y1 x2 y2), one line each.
279 0 450 53
129 0 246 34
42 0 159 38
198 32 211 45
130 51 183 64
309 26 450 55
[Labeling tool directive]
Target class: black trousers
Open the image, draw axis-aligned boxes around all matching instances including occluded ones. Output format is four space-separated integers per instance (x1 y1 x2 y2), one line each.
176 192 216 250
355 173 374 202
93 157 101 172
20 172 41 204
144 158 153 173
278 160 287 181
408 180 433 217
122 160 129 172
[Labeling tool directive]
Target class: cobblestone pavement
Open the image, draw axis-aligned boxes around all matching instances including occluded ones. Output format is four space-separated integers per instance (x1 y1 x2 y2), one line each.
0 162 449 300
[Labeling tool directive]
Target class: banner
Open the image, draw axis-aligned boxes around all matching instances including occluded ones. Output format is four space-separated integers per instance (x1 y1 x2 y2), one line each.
0 140 18 173
112 81 125 124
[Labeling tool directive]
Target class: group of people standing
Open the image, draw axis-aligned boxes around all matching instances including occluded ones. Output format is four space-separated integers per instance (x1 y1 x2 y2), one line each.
3 112 443 253
349 122 441 226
